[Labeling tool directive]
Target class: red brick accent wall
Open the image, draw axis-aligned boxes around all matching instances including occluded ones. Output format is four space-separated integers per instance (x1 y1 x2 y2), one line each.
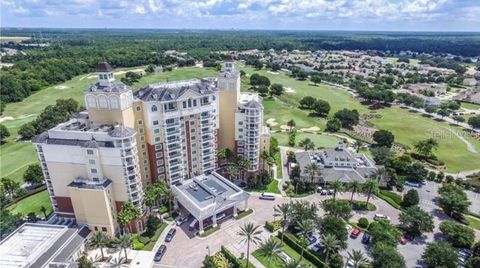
56 196 74 213
147 143 158 183
185 120 192 176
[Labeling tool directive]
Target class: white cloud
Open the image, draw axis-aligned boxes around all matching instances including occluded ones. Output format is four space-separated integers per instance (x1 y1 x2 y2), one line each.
134 5 146 14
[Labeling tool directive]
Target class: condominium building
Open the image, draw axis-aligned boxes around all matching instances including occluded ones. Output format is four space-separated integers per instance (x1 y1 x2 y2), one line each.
218 57 270 172
32 59 264 236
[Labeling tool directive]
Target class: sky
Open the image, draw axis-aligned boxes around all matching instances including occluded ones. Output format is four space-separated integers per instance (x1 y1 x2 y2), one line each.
1 0 480 31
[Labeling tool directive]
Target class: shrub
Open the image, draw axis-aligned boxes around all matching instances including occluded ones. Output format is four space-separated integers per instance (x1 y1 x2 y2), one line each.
265 220 282 232
211 251 233 268
278 232 326 267
221 246 243 268
377 190 402 209
402 189 419 207
138 235 150 244
131 235 144 250
358 217 370 229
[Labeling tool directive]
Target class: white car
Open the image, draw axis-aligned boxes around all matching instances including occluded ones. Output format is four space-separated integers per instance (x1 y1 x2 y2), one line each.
317 186 323 192
175 216 188 226
345 259 355 268
374 213 391 221
345 224 352 233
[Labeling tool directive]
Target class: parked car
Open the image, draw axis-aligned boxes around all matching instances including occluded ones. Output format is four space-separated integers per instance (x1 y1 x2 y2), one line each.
259 192 276 200
345 224 352 233
361 232 371 244
320 190 328 195
154 245 167 262
307 234 317 244
374 213 391 221
399 237 407 245
165 228 176 242
327 189 335 195
350 228 361 239
175 216 188 226
317 186 323 192
405 181 421 188
311 243 322 253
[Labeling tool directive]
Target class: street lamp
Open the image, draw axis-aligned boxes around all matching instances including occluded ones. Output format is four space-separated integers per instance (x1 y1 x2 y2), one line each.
206 245 210 256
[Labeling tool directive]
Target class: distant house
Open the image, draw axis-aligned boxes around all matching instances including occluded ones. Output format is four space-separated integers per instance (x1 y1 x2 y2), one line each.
294 141 378 185
455 89 480 105
463 78 478 87
153 65 163 73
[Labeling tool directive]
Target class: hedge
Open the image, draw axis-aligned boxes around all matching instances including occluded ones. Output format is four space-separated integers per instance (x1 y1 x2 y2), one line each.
265 220 282 232
376 190 402 210
277 232 326 268
221 246 243 268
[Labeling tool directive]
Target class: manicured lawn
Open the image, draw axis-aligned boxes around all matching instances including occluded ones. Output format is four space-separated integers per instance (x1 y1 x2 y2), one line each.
252 237 315 268
234 209 253 220
465 215 480 230
461 102 480 110
7 190 52 217
247 179 280 194
371 107 480 172
272 132 341 149
263 99 324 131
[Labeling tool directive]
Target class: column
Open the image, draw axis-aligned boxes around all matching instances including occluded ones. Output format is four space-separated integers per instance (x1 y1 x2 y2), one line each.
212 214 217 227
244 198 249 210
233 206 238 217
199 218 204 234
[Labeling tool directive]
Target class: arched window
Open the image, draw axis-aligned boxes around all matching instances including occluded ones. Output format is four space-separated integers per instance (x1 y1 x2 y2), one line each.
151 105 157 112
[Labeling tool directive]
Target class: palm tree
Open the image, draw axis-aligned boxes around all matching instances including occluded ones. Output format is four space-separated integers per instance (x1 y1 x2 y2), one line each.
303 163 318 185
163 188 176 217
238 223 262 268
261 150 270 170
282 258 306 268
347 249 368 268
143 185 157 214
320 233 340 265
363 179 378 207
40 205 48 219
116 234 131 261
373 167 387 183
257 238 283 268
296 219 314 259
354 140 364 153
329 180 344 200
89 231 109 260
287 119 296 133
299 138 315 151
108 256 127 268
117 202 141 233
348 181 363 203
274 203 291 244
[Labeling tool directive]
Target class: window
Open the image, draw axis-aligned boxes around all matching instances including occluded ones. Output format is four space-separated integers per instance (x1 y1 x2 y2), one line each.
191 129 196 133
138 120 143 125
166 118 174 124
155 137 160 142
102 227 107 232
193 99 197 106
153 120 159 125
183 101 186 108
188 99 192 107
151 105 157 112
87 149 94 155
154 128 160 134
88 159 95 165
91 169 98 174
190 121 195 125
136 106 141 111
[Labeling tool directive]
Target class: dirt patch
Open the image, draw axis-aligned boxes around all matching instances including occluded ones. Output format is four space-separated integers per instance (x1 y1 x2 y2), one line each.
284 87 296 94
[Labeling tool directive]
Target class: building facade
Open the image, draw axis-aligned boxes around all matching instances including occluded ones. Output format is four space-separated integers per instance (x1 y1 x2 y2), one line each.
33 60 266 236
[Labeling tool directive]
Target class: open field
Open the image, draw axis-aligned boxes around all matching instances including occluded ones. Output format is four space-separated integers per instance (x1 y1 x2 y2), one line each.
0 36 30 43
7 190 52 217
461 102 480 110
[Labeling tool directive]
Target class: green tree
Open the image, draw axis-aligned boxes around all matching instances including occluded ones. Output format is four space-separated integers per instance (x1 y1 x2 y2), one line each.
303 162 319 185
348 181 363 203
405 163 428 183
286 119 296 133
117 202 141 234
299 138 315 151
274 203 291 244
369 220 402 247
77 256 95 268
320 233 341 266
438 183 471 217
269 83 284 97
372 129 395 148
0 177 20 197
371 243 406 268
467 115 480 129
317 215 348 249
257 238 282 268
89 231 109 260
297 219 315 259
329 180 344 200
163 188 176 216
0 124 10 143
299 96 316 109
116 234 132 261
18 123 36 139
23 164 44 185
283 258 306 268
310 75 322 85
402 189 419 207
414 138 439 157
325 118 341 132
439 221 475 248
312 99 330 117
333 109 360 129
399 206 434 238
321 199 353 221
422 241 457 268
238 223 262 268
347 249 368 268
466 257 480 268
40 205 48 219
143 185 158 213
363 179 378 207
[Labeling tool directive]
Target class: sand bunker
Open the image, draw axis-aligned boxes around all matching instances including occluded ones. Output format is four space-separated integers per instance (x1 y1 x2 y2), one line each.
267 71 279 75
280 125 290 131
284 87 296 93
266 118 278 126
299 126 321 133
54 85 68 90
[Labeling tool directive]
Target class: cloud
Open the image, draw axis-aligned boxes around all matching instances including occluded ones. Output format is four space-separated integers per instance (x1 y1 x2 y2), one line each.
1 0 479 30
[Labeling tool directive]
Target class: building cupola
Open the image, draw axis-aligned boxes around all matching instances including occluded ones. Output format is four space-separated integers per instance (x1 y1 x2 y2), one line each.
97 61 115 86
223 55 235 72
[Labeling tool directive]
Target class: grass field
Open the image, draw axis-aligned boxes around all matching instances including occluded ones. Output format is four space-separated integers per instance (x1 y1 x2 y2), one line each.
252 237 315 268
461 102 480 110
7 190 52 217
0 36 30 43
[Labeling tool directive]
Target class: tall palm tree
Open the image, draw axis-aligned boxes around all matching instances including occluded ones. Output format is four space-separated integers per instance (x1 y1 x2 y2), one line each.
89 231 109 260
329 180 344 200
108 256 127 268
373 167 387 184
163 188 176 216
144 185 157 214
347 249 368 268
287 119 296 133
274 203 291 244
225 166 239 180
238 223 263 268
303 163 318 186
257 238 283 268
296 219 314 259
354 140 364 153
116 234 131 261
320 233 340 266
348 181 363 203
363 179 378 207
261 150 270 170
40 205 48 219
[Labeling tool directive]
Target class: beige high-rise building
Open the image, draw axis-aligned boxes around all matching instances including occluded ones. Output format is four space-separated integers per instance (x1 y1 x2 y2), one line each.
33 59 267 236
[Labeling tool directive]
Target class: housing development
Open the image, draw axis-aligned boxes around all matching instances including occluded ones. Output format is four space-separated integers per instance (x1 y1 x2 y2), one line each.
1 10 480 268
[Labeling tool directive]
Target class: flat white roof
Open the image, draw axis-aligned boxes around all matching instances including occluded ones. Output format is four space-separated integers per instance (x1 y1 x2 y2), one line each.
0 224 67 268
239 92 261 104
